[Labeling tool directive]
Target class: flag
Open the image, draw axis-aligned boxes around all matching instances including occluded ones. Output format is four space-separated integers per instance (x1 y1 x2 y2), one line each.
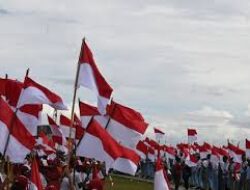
185 154 198 167
228 143 245 163
60 114 76 138
16 104 42 136
47 115 65 145
154 127 165 142
136 141 148 159
154 158 170 190
77 40 113 114
74 114 85 140
36 132 56 155
17 76 67 110
79 100 148 149
0 77 6 96
30 158 43 190
246 139 250 159
0 97 36 162
188 129 197 144
76 119 140 175
59 114 85 139
0 78 43 135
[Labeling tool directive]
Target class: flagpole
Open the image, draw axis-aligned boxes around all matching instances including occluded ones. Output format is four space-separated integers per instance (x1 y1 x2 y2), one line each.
104 98 115 129
69 38 85 142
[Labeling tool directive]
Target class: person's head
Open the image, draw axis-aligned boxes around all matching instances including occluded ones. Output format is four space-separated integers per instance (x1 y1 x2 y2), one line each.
222 156 228 163
12 175 28 190
206 154 211 160
175 156 181 163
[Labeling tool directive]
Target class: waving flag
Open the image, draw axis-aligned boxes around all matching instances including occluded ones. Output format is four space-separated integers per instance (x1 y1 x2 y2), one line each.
228 142 245 163
77 40 113 114
154 128 165 142
154 158 170 190
17 77 67 110
0 97 36 162
76 119 140 175
188 129 197 144
30 158 43 190
0 78 43 135
79 100 148 149
47 115 65 145
246 139 250 159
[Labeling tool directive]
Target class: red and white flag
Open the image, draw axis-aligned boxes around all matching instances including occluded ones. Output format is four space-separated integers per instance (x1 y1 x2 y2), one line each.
188 129 197 144
136 140 148 159
60 114 76 138
0 97 36 162
1 78 43 135
17 76 67 110
77 40 113 114
228 143 245 163
59 114 85 140
246 139 250 159
79 101 148 149
154 127 165 142
30 158 43 190
76 119 140 175
47 115 66 145
185 154 198 167
36 132 56 155
154 158 170 190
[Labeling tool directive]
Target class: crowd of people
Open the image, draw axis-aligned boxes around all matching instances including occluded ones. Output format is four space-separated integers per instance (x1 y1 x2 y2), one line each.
138 152 250 190
0 151 107 190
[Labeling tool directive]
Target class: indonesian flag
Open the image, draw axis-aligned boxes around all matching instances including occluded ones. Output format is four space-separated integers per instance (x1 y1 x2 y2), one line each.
246 139 250 159
154 158 170 190
136 140 148 159
60 114 76 138
154 128 165 142
30 158 43 190
0 97 36 162
0 77 6 96
187 129 197 144
1 78 43 135
47 115 65 145
76 119 140 175
36 132 56 155
198 143 211 159
185 154 198 167
17 76 67 110
162 145 176 160
77 40 113 114
210 146 220 164
79 101 148 149
228 143 245 163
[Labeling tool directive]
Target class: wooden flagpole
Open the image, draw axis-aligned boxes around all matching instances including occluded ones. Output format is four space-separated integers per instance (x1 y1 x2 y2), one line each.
68 38 85 146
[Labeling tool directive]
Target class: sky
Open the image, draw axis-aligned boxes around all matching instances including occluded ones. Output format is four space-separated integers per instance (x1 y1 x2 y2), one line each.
1 0 250 146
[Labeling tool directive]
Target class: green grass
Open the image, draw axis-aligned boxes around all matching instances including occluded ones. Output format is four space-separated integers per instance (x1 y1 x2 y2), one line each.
104 176 153 190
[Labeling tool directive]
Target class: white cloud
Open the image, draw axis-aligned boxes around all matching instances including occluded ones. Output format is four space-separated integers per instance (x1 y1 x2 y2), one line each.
1 0 250 145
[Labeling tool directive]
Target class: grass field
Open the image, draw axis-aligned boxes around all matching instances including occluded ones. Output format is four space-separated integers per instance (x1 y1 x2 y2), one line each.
104 175 153 190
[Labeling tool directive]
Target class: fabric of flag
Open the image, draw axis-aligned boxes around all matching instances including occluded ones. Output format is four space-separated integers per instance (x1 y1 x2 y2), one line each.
76 119 140 175
79 100 148 149
188 128 197 144
0 97 36 162
77 40 113 114
17 76 67 110
154 158 170 190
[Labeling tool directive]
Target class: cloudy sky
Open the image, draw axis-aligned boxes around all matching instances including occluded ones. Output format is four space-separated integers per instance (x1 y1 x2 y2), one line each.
1 0 250 146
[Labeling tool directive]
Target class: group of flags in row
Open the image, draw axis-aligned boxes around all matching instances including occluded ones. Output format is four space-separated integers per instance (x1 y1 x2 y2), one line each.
0 39 172 189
